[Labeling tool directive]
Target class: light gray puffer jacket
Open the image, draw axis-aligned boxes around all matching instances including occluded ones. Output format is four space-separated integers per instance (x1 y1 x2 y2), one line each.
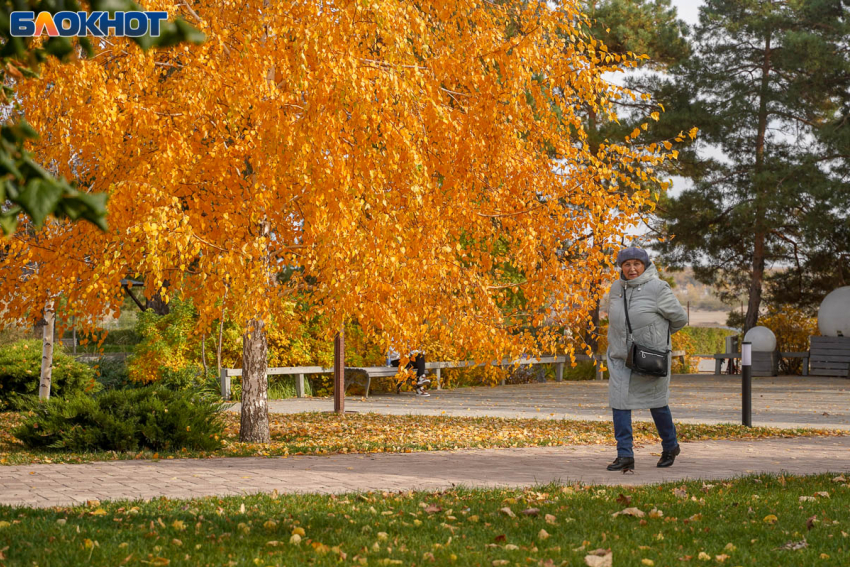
606 263 688 410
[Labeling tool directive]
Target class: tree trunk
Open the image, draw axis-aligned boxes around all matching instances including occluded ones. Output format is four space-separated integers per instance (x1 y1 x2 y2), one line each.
201 332 208 376
145 291 171 316
745 231 766 333
217 286 228 374
587 304 600 354
145 280 171 315
240 318 270 443
39 302 55 401
745 29 773 334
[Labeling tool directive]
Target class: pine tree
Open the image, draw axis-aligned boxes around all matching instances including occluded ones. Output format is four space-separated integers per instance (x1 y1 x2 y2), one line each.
579 0 691 352
653 0 850 329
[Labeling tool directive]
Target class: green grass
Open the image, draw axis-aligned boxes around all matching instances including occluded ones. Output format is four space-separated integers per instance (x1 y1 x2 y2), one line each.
0 474 847 566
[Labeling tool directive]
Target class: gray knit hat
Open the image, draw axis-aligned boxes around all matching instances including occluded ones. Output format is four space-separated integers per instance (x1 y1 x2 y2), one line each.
616 247 650 267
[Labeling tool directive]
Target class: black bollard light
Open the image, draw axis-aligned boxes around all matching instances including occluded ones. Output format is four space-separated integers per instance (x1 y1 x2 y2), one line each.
741 341 752 427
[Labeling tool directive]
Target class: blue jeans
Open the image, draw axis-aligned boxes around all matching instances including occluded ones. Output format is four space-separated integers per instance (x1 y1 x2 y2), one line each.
612 406 678 458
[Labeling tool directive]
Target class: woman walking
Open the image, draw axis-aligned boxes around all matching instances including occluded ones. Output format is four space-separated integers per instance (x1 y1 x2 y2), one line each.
606 247 688 471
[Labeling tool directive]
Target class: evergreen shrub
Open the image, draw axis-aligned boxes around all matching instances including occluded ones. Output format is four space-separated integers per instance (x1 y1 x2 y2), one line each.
13 385 224 452
0 340 100 409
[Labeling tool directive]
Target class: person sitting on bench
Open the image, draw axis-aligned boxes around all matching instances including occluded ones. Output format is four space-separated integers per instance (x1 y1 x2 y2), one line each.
387 346 431 396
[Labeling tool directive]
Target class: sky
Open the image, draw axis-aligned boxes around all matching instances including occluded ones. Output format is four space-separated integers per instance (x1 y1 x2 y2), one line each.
670 0 704 28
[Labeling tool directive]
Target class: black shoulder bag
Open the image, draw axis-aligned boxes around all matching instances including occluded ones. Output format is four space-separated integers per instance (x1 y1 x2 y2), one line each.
623 287 670 378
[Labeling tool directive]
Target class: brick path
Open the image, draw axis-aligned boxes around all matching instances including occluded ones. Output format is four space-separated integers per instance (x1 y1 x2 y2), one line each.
253 375 850 430
2 436 848 508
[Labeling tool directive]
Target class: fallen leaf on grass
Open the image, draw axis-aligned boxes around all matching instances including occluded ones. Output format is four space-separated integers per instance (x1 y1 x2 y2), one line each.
424 504 442 514
714 554 729 562
612 507 645 518
832 475 846 483
763 514 778 525
672 487 688 498
544 514 557 525
584 549 612 567
799 496 815 502
775 540 807 551
493 561 509 566
806 515 817 530
814 491 829 498
521 508 540 517
642 560 654 566
494 534 507 543
697 552 711 560
538 529 550 540
500 507 516 518
616 493 632 505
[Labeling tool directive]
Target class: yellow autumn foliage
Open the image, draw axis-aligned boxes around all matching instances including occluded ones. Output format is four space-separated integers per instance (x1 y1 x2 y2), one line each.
760 308 819 374
3 1 679 385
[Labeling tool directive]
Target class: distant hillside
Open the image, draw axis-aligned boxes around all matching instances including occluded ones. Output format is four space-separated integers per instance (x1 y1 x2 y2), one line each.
668 268 732 312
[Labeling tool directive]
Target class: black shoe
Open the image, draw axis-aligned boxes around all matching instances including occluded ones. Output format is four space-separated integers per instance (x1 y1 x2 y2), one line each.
657 445 681 468
606 457 635 472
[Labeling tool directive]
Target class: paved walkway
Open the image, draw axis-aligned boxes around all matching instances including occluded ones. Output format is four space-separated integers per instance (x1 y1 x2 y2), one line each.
244 374 850 430
2 436 848 508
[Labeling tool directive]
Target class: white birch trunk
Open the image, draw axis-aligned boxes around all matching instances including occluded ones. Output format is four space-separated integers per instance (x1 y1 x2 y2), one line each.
239 318 270 443
39 302 56 401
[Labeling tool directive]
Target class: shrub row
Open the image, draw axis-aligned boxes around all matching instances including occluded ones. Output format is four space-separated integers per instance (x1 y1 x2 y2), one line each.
13 386 224 452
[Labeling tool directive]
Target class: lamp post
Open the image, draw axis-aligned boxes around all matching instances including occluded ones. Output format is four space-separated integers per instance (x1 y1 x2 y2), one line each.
333 329 345 414
741 341 752 427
